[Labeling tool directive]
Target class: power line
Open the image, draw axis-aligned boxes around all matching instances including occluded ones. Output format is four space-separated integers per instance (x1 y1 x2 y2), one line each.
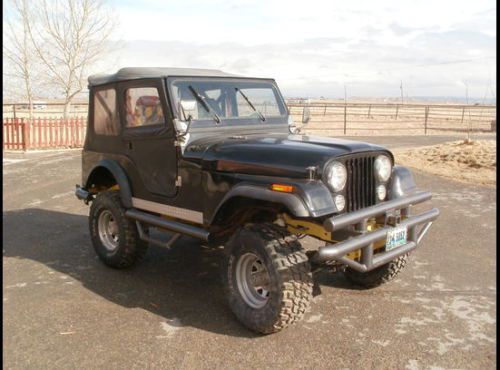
415 55 495 67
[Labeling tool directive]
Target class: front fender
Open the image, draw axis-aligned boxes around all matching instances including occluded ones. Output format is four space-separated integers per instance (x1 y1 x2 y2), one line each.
209 180 338 224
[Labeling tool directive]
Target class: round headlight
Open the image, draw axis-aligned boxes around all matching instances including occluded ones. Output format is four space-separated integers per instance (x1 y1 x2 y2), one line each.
374 155 392 182
325 161 347 192
334 194 345 211
376 184 387 200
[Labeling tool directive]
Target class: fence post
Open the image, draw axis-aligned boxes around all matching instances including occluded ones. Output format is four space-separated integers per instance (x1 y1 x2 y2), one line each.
70 118 75 147
38 118 43 148
367 104 371 118
13 104 17 120
22 118 30 151
395 104 399 119
76 117 80 146
14 118 20 150
323 104 327 116
6 119 11 150
461 107 465 124
424 106 429 135
42 117 47 148
343 104 347 135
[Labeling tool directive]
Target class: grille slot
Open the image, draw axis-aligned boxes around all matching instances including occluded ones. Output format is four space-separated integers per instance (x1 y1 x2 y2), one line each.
345 156 376 212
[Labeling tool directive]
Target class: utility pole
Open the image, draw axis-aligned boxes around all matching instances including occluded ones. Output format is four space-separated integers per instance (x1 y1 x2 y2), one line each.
400 80 404 104
343 84 347 135
463 80 472 143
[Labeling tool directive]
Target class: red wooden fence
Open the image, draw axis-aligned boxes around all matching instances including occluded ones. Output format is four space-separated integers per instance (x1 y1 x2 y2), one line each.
3 117 87 150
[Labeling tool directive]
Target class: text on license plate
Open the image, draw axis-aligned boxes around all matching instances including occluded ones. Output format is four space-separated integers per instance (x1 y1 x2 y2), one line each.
386 226 408 251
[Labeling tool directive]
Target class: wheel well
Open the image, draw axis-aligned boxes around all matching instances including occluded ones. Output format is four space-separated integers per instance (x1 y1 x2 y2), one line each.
86 166 117 192
210 196 289 243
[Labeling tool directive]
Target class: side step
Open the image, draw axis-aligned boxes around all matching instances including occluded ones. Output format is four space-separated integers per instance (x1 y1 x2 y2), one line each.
135 221 182 250
125 208 210 241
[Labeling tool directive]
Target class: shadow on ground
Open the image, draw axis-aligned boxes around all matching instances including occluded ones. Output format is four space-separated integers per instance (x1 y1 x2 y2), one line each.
3 208 359 337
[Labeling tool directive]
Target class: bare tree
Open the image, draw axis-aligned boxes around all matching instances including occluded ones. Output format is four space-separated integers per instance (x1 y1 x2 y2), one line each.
27 0 116 118
3 0 39 122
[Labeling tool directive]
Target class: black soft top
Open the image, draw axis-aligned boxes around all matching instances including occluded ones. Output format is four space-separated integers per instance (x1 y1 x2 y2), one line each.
88 67 245 87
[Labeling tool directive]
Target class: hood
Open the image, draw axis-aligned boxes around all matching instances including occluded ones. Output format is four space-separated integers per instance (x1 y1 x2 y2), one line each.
183 132 391 178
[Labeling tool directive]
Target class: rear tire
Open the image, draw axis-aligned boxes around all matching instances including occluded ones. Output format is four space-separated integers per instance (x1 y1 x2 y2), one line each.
89 191 148 269
344 254 409 289
222 223 313 334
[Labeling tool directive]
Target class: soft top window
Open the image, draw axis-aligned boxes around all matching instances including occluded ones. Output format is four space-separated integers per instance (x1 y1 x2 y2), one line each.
94 88 118 136
125 87 164 127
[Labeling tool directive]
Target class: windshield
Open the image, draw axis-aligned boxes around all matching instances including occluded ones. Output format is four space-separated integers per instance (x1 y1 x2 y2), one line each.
167 78 288 127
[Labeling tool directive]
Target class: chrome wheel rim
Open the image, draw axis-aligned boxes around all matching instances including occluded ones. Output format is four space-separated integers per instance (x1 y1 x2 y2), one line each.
98 210 119 252
235 253 271 309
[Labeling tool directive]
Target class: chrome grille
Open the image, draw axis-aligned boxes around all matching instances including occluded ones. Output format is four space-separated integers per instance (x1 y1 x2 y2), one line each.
345 156 376 212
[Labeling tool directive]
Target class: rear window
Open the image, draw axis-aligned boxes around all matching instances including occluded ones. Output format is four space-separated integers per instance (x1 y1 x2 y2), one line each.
94 88 118 135
124 87 164 127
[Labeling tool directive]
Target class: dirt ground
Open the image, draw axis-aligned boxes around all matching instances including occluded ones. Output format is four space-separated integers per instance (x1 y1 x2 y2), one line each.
3 146 496 369
393 139 496 187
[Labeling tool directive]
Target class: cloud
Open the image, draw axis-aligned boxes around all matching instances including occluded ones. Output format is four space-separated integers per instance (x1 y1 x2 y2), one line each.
100 29 494 99
389 22 416 35
4 0 495 99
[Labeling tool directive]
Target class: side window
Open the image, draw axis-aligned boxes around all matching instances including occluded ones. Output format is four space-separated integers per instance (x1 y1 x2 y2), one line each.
124 87 164 127
94 88 118 135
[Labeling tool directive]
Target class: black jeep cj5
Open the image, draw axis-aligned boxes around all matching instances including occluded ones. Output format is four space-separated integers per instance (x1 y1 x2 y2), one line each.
75 67 439 334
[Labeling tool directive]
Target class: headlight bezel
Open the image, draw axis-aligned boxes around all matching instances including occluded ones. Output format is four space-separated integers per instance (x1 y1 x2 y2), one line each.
323 160 347 192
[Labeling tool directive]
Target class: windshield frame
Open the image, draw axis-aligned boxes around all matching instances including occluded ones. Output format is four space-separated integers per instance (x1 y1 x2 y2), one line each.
165 76 289 131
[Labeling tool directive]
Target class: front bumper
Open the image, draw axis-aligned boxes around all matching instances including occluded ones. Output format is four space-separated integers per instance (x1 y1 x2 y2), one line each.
309 191 439 272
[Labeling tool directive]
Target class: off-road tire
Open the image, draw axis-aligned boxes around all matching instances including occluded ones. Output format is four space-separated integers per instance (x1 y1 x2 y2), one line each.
89 191 148 269
344 253 409 288
222 223 313 334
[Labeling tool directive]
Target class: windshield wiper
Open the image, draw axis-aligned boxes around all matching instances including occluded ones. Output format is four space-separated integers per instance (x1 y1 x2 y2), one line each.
188 86 221 124
235 87 266 122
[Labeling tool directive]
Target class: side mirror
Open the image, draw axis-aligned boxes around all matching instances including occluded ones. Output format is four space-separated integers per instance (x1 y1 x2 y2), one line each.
302 106 311 124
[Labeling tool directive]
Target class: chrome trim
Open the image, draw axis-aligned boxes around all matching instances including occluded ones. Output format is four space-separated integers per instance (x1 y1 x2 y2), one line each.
131 197 203 224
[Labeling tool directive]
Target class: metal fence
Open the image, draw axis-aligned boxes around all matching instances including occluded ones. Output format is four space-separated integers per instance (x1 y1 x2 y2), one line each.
2 103 88 119
287 102 496 135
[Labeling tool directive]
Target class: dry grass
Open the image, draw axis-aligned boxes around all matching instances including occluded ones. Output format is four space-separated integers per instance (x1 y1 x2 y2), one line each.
393 140 496 187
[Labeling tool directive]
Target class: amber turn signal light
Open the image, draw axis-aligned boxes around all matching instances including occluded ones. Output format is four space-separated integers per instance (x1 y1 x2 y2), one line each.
271 184 294 193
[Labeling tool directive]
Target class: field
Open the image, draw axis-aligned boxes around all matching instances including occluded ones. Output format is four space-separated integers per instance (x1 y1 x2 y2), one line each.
3 100 497 137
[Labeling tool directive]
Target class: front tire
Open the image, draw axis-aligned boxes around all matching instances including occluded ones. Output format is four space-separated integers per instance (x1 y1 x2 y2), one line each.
89 191 148 269
222 223 313 334
343 254 409 288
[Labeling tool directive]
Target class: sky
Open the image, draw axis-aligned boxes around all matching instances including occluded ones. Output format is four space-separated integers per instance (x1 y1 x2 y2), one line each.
5 0 497 100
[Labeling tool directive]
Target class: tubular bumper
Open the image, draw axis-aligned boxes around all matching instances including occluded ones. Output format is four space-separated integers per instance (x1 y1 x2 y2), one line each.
75 185 93 203
310 191 439 272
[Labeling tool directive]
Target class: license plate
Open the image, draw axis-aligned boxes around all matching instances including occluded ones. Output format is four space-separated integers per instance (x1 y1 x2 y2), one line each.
386 226 408 251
